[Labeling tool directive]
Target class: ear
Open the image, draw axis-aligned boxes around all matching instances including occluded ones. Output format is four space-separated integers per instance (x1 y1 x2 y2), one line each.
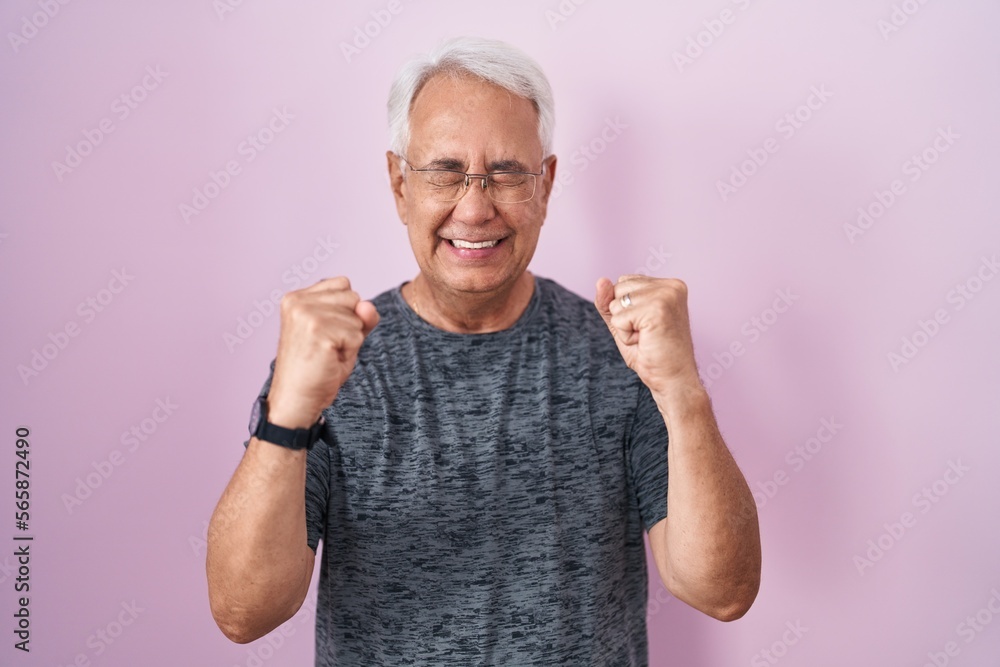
540 155 558 202
386 150 408 225
536 154 558 222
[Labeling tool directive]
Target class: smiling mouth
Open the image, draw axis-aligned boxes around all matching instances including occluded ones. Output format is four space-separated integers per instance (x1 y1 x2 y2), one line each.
448 238 503 249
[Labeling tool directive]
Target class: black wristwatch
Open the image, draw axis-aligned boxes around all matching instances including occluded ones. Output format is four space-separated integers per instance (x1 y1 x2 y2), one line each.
248 396 325 451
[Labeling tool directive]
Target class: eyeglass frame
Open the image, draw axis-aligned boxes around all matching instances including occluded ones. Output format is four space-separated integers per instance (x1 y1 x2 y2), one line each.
396 154 547 204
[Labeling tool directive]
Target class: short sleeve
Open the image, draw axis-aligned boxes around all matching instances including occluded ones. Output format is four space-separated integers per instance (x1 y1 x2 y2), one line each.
303 440 330 552
243 358 330 553
241 359 276 449
626 383 669 532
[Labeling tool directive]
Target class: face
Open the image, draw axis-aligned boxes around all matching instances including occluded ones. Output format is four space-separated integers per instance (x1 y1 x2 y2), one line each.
387 73 557 298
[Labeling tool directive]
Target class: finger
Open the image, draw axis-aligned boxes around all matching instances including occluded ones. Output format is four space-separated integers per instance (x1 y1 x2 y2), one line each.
325 289 361 309
355 300 380 336
282 290 360 323
608 290 632 316
333 328 367 361
608 283 645 316
612 277 648 301
594 277 616 327
615 274 649 288
310 276 351 292
320 307 367 342
610 310 639 345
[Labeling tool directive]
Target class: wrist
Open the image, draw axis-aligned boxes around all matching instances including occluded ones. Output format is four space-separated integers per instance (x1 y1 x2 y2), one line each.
265 385 326 429
651 379 711 429
649 370 705 405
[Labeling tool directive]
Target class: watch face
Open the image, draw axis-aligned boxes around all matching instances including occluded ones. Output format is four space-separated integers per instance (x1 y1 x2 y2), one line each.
248 398 262 435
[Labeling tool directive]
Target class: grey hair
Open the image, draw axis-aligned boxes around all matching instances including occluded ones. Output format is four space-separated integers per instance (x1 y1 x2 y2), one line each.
387 36 555 159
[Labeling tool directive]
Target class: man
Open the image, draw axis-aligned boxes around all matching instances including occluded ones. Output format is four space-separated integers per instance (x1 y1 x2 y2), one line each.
207 36 760 666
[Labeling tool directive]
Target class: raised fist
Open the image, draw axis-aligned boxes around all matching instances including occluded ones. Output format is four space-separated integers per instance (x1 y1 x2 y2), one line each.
265 277 379 428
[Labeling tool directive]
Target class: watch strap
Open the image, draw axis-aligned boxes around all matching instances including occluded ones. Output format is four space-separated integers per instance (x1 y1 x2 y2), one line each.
252 397 324 450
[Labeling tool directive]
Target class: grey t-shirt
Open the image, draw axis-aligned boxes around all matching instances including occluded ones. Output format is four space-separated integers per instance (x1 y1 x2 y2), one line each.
249 275 669 666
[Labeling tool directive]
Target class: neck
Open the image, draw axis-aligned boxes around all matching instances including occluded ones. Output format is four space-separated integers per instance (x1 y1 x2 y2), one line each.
404 272 535 333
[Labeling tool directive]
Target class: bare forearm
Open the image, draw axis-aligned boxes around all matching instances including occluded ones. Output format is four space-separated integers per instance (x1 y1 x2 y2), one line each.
207 438 314 643
653 384 761 619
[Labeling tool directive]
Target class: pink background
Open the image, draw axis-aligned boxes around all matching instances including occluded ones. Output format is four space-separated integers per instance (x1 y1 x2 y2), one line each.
3 1 999 665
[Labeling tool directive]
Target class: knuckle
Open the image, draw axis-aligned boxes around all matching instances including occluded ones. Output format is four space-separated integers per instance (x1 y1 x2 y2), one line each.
334 328 364 352
280 291 301 314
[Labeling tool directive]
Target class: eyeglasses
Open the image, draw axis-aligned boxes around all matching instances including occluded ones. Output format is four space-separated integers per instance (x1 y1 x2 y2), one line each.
399 155 544 204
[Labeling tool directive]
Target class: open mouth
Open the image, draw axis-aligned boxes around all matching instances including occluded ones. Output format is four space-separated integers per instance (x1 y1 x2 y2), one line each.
447 238 504 249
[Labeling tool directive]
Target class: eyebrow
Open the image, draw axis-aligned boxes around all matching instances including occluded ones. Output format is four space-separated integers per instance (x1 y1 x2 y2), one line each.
488 158 531 172
419 157 533 173
421 157 465 170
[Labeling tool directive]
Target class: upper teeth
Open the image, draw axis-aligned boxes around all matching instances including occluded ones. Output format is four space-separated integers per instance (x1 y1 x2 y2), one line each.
452 239 498 249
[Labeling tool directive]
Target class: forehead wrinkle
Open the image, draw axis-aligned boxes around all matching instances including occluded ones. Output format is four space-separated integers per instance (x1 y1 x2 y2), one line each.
407 75 541 172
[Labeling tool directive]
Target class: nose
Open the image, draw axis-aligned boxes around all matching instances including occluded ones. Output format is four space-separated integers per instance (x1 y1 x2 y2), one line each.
451 174 496 224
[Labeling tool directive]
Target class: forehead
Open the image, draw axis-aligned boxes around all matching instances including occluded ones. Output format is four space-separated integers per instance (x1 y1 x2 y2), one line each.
407 72 542 161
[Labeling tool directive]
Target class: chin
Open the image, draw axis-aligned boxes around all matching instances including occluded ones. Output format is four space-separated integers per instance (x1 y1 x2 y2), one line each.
442 272 513 294
435 263 530 295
